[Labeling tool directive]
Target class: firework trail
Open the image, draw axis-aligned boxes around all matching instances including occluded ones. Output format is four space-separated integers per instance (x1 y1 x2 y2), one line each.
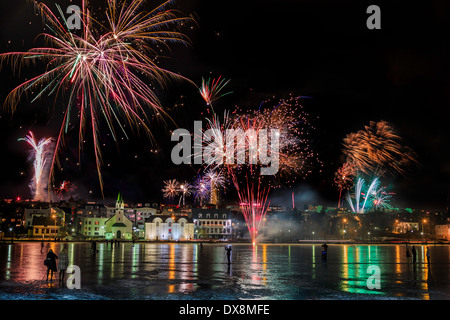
18 131 54 201
199 76 232 113
346 176 392 213
1 0 195 197
232 174 270 245
178 181 192 206
203 168 228 204
342 120 418 176
334 162 356 207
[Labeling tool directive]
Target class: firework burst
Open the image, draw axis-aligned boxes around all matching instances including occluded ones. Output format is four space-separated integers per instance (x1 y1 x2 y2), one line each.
227 95 322 186
346 176 392 213
371 186 393 210
54 180 76 199
1 0 194 197
342 121 418 176
334 162 356 207
162 179 180 200
198 95 320 243
192 175 210 206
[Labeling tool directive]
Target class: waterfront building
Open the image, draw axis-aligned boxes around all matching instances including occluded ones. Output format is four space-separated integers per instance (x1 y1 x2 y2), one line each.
435 224 450 240
144 215 194 240
32 216 60 238
192 208 233 240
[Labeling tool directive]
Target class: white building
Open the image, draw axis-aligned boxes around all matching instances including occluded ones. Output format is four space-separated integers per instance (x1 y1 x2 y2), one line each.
192 208 233 240
394 221 420 233
133 203 159 239
144 215 194 241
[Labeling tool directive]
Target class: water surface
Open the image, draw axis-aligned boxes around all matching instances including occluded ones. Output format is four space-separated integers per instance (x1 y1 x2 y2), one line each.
0 242 449 300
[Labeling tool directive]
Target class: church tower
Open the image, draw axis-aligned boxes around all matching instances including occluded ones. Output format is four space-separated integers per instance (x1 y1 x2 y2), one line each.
115 192 125 222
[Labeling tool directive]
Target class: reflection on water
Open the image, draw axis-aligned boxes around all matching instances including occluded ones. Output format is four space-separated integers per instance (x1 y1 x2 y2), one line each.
0 242 449 299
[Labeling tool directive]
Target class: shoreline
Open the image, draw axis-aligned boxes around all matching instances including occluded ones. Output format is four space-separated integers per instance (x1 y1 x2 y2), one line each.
1 238 449 246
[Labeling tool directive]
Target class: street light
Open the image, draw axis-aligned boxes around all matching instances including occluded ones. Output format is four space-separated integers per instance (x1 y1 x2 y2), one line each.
422 219 427 234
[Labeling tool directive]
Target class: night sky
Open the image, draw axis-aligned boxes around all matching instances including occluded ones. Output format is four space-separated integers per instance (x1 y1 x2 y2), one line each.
0 0 449 210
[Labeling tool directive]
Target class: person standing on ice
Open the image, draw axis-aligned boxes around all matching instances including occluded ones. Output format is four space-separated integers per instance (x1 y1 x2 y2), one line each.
45 249 58 281
321 243 328 260
406 243 411 260
411 246 417 263
58 245 69 283
225 245 232 265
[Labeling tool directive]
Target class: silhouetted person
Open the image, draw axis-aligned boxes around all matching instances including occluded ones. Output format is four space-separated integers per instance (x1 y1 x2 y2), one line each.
322 243 328 260
40 240 45 253
411 246 417 263
91 240 97 254
426 247 431 264
45 249 58 281
225 245 232 265
58 246 68 283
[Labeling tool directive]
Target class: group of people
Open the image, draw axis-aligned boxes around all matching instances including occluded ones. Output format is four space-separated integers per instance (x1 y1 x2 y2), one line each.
44 245 69 282
406 244 431 264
